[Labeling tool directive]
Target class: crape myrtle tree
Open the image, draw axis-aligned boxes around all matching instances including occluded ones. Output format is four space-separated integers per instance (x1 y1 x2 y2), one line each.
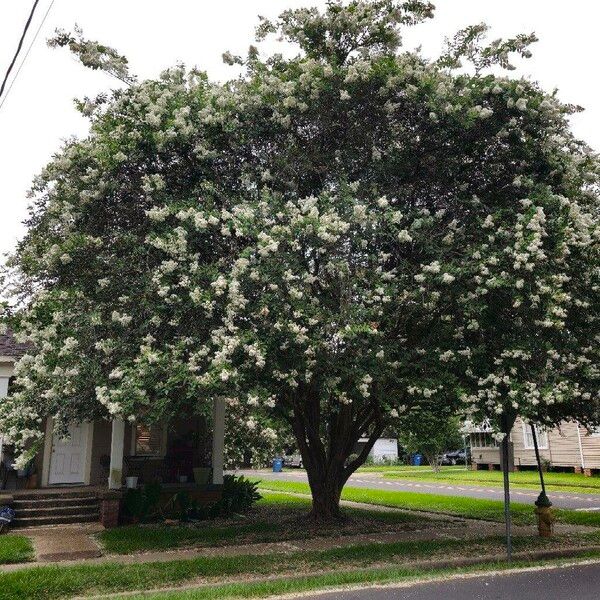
398 406 462 471
1 1 598 520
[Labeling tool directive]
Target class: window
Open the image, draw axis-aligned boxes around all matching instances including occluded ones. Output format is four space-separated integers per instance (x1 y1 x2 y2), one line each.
522 424 548 450
133 424 165 456
470 433 499 448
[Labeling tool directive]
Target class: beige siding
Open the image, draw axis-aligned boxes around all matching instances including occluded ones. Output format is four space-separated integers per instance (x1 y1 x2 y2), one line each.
580 429 600 469
546 422 583 468
470 419 599 470
512 419 600 469
471 447 500 466
512 417 552 467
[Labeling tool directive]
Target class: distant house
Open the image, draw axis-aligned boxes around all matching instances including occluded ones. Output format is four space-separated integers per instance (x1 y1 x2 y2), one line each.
356 437 399 463
467 417 600 476
0 330 225 527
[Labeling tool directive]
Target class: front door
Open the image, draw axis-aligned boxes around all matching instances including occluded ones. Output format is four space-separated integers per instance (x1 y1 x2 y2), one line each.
48 423 89 485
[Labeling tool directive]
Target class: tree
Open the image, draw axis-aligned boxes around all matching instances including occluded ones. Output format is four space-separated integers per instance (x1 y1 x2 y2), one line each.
1 1 598 519
398 408 462 471
224 400 289 469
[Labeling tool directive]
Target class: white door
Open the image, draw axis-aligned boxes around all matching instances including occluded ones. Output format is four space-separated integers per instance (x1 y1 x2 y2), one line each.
48 423 88 485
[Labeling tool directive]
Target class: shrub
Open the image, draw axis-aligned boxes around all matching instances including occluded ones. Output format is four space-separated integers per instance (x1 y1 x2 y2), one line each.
211 475 261 517
123 482 162 522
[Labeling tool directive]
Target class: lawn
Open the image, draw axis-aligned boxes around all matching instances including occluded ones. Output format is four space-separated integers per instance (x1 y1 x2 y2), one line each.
356 464 465 474
383 468 600 493
99 492 432 554
111 555 600 600
3 533 600 600
253 480 600 528
0 535 34 565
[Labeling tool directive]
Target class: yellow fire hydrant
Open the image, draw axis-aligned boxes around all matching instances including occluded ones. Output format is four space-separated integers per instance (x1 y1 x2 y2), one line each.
534 492 555 538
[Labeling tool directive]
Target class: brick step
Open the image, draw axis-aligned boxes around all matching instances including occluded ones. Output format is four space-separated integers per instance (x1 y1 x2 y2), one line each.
10 490 98 501
13 496 99 509
12 512 99 527
15 504 99 518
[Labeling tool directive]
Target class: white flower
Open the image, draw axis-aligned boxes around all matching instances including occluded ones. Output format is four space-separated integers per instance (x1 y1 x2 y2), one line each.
441 273 455 284
397 230 412 243
516 98 528 111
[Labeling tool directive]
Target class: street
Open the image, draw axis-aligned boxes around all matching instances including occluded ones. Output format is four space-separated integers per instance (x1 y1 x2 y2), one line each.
239 469 600 511
295 561 600 599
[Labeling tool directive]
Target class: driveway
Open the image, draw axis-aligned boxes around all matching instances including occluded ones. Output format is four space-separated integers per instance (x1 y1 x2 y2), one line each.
238 469 600 511
293 561 600 600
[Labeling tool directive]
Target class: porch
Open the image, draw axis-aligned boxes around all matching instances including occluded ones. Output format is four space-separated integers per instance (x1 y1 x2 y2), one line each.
0 398 226 527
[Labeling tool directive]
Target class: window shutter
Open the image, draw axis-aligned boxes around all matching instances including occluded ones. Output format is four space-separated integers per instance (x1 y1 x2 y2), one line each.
135 424 163 456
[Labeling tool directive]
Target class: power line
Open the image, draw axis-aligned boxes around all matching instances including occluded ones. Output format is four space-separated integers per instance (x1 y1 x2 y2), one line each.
0 0 55 112
0 0 41 101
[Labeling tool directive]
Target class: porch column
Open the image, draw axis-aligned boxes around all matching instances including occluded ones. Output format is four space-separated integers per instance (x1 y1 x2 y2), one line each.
0 377 8 463
211 398 226 485
0 376 9 398
108 419 125 489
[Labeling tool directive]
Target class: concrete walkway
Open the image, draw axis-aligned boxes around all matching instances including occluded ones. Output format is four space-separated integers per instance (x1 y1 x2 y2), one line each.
18 522 104 563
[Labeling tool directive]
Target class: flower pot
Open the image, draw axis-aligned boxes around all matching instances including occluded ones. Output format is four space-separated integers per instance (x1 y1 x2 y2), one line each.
126 476 138 489
178 475 188 483
193 467 211 485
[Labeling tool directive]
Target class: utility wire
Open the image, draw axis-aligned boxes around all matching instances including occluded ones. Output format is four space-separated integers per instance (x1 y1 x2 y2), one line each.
0 0 41 102
0 0 55 112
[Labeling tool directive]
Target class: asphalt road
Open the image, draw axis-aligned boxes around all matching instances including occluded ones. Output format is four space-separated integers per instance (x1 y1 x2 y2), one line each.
295 561 600 600
238 469 600 511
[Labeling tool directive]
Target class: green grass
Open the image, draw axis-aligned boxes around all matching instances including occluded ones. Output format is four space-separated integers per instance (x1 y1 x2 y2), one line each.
3 534 599 600
0 535 34 564
119 555 600 599
99 521 280 554
384 468 600 493
100 492 426 554
254 480 600 528
356 464 464 473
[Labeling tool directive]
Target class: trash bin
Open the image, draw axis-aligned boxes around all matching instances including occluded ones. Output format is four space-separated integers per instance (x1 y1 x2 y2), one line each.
412 453 423 466
272 457 284 472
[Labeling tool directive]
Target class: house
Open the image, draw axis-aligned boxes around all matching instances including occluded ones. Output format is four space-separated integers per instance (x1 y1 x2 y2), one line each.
356 437 399 463
467 417 600 476
0 331 225 527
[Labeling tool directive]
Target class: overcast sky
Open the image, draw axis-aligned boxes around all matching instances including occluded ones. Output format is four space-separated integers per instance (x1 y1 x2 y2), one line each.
1 0 598 263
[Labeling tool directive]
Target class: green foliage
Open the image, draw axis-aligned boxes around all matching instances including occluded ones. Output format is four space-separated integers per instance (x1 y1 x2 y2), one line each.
0 535 34 565
211 475 262 517
397 409 463 470
123 482 162 522
1 0 598 516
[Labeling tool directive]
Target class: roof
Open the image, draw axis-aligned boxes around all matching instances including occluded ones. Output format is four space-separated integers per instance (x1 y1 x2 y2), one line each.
0 329 32 360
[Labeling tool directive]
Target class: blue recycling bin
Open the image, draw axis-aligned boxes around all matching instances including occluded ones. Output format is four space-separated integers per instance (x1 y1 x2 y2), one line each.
272 457 283 472
411 453 423 466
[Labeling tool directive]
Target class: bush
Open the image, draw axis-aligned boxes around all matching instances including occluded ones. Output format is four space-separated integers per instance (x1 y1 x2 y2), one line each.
211 475 261 517
123 482 162 522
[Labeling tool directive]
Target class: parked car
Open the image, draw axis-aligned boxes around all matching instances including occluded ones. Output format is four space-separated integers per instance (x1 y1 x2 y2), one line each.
441 449 470 466
282 454 303 468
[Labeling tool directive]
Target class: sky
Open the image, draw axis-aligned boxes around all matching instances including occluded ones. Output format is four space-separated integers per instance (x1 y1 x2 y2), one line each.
0 0 598 263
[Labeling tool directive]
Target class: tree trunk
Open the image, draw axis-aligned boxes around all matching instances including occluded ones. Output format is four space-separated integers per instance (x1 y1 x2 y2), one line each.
288 390 384 522
309 477 343 521
425 452 440 473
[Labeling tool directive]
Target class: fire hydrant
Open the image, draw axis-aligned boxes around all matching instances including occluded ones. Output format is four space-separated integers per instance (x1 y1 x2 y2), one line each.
534 491 555 538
